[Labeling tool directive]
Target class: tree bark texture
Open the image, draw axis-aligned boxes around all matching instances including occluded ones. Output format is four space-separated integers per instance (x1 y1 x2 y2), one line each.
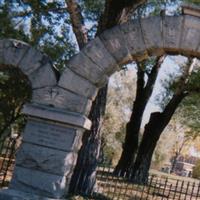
66 0 88 49
69 86 107 194
114 56 165 175
69 0 149 194
131 92 187 183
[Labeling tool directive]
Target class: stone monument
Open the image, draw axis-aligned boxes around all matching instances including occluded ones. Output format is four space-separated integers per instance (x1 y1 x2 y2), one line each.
0 3 200 199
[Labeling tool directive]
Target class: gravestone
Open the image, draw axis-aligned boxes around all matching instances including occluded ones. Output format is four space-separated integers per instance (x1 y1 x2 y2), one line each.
0 104 91 200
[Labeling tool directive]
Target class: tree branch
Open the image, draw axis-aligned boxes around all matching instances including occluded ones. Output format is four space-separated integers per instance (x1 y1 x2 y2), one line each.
175 58 195 95
144 55 166 94
66 0 88 49
97 0 147 33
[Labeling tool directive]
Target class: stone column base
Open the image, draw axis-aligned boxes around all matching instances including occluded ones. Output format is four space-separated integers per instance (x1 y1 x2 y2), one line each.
0 189 66 200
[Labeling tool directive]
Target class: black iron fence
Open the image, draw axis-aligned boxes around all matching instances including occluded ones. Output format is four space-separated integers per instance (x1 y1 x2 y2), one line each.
0 135 200 199
0 133 20 188
93 166 200 200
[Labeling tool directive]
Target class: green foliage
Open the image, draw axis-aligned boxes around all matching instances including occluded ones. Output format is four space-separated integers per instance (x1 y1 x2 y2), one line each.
180 93 200 135
183 0 200 5
0 1 77 70
192 159 200 179
0 65 31 137
101 144 115 166
134 0 181 18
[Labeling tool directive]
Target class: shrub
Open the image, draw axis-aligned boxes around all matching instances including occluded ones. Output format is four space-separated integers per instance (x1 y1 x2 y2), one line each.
192 159 200 179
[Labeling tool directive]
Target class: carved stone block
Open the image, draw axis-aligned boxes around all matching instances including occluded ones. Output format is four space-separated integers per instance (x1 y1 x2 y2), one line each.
29 63 57 89
16 143 77 176
82 37 119 75
10 167 69 198
120 20 148 61
100 26 132 65
66 52 108 86
18 47 49 75
180 15 200 55
58 68 97 100
140 16 164 56
163 16 184 53
22 119 83 152
2 39 29 67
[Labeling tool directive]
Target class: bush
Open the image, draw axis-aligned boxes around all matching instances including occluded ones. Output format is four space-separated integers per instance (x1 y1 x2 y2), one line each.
192 160 200 179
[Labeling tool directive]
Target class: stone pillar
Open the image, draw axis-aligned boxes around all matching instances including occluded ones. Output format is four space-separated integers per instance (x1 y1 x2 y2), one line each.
0 103 91 200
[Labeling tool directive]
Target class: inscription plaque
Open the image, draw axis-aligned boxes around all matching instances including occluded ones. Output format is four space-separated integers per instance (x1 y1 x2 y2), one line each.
23 119 78 151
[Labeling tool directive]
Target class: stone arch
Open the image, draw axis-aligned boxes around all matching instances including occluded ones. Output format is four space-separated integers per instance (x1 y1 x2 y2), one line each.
0 39 57 104
59 14 200 118
1 8 200 199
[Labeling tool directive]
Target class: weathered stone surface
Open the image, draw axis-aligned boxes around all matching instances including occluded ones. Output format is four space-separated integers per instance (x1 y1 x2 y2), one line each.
82 37 119 75
16 143 77 176
29 63 57 89
120 20 148 61
0 189 61 200
22 103 92 130
100 26 132 65
66 52 108 86
18 47 49 75
163 16 184 53
140 16 164 56
58 68 97 100
44 87 92 115
182 3 200 18
10 167 69 198
180 15 200 55
198 44 200 55
32 87 55 106
0 39 29 66
22 119 83 151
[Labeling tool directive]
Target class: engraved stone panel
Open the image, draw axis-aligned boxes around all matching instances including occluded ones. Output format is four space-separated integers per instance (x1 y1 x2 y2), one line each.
163 16 184 53
66 52 108 86
58 68 98 100
29 63 57 89
10 167 69 198
22 119 82 151
16 143 77 176
82 37 119 75
140 16 164 56
180 16 200 54
120 20 148 61
100 26 132 65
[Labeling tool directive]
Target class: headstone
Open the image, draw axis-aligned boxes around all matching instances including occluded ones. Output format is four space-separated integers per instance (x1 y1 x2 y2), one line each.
0 104 90 199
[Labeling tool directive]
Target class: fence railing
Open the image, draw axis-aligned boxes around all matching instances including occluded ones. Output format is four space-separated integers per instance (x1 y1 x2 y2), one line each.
71 166 200 200
0 134 20 188
0 135 200 199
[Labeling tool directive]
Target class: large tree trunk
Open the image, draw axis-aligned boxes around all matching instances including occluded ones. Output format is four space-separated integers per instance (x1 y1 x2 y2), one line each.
69 0 149 195
114 57 164 175
69 86 107 194
131 92 187 184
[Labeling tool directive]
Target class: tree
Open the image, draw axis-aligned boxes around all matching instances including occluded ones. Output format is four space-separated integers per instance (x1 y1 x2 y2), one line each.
130 58 199 183
0 65 31 138
69 0 182 193
114 56 166 175
0 0 150 194
100 68 137 166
